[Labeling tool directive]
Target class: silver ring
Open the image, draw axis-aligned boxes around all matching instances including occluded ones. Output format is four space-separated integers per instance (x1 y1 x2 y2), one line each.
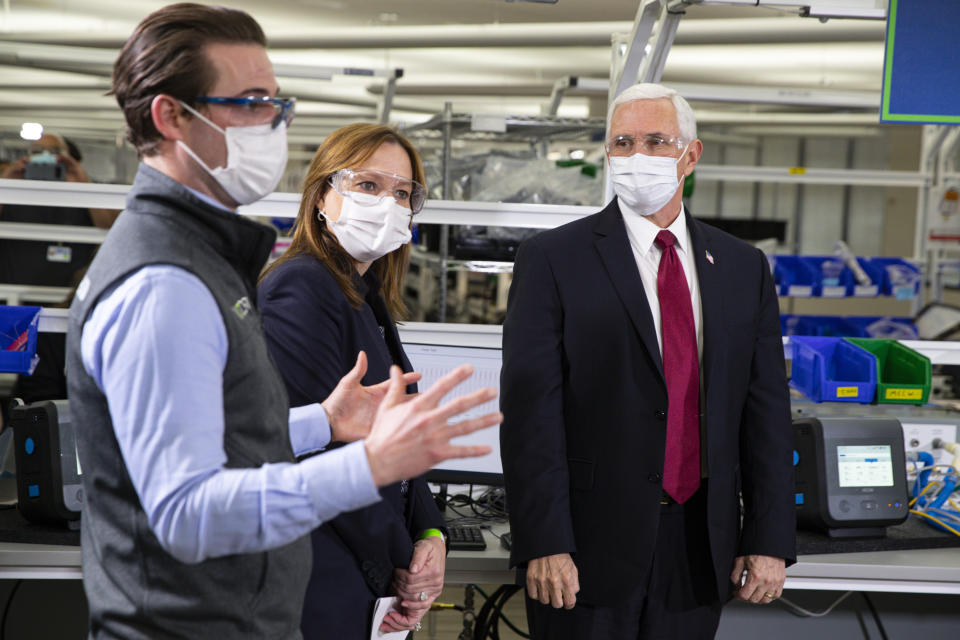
415 622 422 631
419 591 428 601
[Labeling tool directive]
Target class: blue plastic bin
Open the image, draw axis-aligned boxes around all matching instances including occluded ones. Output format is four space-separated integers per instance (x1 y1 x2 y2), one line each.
848 258 884 297
841 316 918 340
0 305 41 375
780 314 794 336
780 314 919 339
800 256 851 298
774 256 820 297
789 315 849 337
790 336 877 403
864 257 921 299
797 256 885 298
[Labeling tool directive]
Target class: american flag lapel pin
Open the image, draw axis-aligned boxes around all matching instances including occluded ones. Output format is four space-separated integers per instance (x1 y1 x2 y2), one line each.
705 250 715 265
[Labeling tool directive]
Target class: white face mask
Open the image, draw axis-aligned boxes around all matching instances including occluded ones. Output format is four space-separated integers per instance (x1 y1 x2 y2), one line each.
177 101 288 206
320 193 412 263
609 147 688 216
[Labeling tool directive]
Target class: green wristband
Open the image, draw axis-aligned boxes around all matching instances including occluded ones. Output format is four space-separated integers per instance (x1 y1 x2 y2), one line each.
419 528 446 543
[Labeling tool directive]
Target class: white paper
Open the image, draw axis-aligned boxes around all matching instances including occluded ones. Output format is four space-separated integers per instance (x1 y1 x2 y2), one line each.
370 596 411 640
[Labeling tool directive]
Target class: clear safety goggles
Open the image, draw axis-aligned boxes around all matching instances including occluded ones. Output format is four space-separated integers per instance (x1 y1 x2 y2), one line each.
195 95 296 130
328 168 426 214
605 133 688 158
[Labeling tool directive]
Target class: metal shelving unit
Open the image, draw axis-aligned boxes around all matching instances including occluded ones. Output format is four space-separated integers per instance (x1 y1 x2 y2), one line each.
29 307 960 369
402 105 606 321
405 112 605 144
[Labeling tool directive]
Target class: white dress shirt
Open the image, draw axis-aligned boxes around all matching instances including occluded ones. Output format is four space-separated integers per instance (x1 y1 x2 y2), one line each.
621 203 703 361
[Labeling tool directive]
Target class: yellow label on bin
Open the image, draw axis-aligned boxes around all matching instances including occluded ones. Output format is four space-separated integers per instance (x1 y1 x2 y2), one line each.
885 388 923 401
788 167 807 175
836 387 859 398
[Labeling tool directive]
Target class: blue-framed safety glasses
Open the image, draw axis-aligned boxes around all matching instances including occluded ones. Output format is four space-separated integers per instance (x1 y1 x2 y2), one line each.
195 96 296 129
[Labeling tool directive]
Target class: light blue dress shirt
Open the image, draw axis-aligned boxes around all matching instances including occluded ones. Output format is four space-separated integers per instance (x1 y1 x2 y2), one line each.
80 262 381 564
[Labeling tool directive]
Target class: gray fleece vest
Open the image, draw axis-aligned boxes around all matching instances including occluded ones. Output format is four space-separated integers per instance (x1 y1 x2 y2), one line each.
66 164 310 639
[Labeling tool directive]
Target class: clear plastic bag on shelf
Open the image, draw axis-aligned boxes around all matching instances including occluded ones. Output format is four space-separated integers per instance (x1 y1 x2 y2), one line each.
470 156 602 207
886 263 920 293
423 153 493 201
421 151 602 206
421 151 602 259
864 317 919 340
819 259 845 287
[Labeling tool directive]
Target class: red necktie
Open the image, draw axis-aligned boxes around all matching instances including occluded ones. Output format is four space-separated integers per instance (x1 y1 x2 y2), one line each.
654 229 701 504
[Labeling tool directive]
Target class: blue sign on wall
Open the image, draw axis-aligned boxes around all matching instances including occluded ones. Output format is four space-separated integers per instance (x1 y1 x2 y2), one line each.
881 0 960 124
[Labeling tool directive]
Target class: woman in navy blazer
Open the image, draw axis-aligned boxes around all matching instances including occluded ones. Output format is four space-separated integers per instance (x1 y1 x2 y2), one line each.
259 124 446 639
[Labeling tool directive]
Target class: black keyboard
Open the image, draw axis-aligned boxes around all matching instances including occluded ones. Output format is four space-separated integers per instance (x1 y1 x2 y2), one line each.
447 524 487 551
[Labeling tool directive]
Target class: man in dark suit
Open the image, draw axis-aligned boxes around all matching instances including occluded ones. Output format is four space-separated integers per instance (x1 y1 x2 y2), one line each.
500 83 796 639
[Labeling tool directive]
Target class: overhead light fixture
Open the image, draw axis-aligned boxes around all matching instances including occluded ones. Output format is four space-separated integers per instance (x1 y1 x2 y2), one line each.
20 122 43 140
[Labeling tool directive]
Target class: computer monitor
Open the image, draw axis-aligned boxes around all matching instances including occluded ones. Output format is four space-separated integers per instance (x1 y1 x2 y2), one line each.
915 302 960 340
403 342 504 486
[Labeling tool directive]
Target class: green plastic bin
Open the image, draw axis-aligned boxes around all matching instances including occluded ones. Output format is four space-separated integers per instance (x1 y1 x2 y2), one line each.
844 338 931 405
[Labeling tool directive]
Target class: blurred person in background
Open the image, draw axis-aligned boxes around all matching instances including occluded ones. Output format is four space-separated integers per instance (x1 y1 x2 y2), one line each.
0 132 119 290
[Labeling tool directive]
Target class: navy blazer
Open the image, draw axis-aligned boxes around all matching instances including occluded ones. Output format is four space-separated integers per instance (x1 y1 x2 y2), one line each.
259 253 445 639
500 200 796 607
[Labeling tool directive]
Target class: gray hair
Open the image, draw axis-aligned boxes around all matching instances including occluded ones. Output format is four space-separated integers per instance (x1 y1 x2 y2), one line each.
606 83 697 142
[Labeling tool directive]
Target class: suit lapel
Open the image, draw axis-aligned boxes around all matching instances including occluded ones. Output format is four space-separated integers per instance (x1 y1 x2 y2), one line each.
592 201 664 383
687 214 724 398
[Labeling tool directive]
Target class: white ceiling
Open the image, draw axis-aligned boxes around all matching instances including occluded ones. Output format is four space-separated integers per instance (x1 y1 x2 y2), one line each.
0 0 890 146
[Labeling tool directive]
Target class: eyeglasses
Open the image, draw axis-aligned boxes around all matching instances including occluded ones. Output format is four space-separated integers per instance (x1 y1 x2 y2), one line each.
605 133 687 158
195 96 296 129
29 145 65 157
328 168 426 215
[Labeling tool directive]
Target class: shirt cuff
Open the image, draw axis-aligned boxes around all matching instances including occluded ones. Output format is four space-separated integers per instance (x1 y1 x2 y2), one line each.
288 403 332 456
299 440 381 519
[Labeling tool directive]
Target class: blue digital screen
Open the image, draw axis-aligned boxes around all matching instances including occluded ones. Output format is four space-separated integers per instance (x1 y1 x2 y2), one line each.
881 0 960 124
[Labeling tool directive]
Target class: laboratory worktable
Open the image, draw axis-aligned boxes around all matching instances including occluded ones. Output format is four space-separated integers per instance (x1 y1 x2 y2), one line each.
3 522 959 594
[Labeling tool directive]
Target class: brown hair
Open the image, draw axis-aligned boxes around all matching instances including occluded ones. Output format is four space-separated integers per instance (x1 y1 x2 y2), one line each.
111 3 267 156
261 124 425 320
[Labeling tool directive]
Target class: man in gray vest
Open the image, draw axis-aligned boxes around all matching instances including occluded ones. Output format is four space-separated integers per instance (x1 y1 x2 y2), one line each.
65 4 500 638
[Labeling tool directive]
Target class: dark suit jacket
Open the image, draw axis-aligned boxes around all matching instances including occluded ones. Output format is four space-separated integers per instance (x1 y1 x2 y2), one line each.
259 253 445 639
500 199 796 607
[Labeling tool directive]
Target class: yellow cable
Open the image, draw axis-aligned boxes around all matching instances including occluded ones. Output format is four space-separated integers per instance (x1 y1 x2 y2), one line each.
949 498 960 512
911 509 960 538
909 481 938 507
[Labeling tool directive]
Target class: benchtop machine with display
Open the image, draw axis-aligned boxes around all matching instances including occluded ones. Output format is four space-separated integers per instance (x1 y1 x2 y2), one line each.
793 417 910 538
7 399 82 529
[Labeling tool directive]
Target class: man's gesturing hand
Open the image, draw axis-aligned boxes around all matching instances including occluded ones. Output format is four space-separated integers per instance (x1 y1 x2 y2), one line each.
321 351 421 443
365 364 501 487
527 553 580 610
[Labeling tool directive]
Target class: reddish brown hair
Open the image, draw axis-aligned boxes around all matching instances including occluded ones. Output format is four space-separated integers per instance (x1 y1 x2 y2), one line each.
261 123 426 319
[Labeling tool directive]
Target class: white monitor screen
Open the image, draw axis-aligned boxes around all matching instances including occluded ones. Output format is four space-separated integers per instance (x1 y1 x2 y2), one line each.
837 444 894 488
915 303 960 340
404 343 502 480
